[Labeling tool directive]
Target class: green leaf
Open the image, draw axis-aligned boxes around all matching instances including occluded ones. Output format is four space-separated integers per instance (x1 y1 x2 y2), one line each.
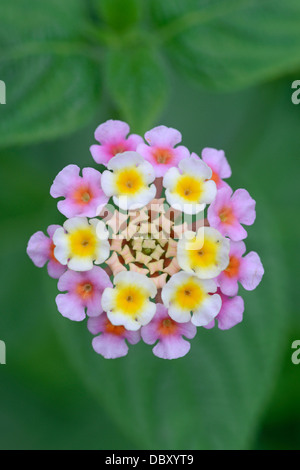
151 0 300 90
0 0 100 147
95 0 141 31
105 46 168 133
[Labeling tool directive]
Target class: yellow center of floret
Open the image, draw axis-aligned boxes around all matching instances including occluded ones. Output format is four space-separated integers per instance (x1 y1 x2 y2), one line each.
69 228 97 257
115 167 145 195
187 237 218 270
174 175 203 202
115 284 147 316
173 278 204 310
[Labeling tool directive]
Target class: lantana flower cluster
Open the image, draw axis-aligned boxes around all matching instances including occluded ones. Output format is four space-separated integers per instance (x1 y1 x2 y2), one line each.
27 120 264 360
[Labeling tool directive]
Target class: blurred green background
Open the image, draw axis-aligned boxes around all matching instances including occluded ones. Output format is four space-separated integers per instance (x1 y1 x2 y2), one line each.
0 0 299 449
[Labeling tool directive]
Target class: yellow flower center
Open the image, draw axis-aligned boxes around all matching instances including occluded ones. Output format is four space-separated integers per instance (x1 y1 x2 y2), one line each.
174 175 203 202
115 284 147 316
69 228 97 257
115 167 144 195
173 279 204 310
187 237 218 270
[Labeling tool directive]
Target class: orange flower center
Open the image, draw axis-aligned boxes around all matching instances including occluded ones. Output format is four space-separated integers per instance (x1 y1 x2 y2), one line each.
49 241 59 263
158 317 178 336
225 255 240 278
152 148 173 164
110 143 128 156
76 282 94 299
105 319 125 336
73 185 92 205
211 170 220 185
219 206 235 224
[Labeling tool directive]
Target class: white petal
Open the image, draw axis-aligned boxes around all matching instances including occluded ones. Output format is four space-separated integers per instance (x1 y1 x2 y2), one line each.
192 293 221 326
68 256 94 271
163 167 180 190
63 217 89 233
138 160 155 184
92 219 109 241
101 287 115 312
168 304 191 323
95 239 110 264
101 170 116 197
165 188 206 214
113 184 156 211
53 228 69 265
107 151 144 171
179 156 212 179
114 271 157 298
201 180 217 204
108 300 156 331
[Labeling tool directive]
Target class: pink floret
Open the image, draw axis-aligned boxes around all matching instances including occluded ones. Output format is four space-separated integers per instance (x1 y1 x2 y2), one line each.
56 267 112 322
141 303 196 359
204 290 244 330
27 225 66 279
137 125 190 177
217 240 264 296
90 119 143 165
207 186 256 241
50 165 108 218
88 313 141 359
201 148 231 189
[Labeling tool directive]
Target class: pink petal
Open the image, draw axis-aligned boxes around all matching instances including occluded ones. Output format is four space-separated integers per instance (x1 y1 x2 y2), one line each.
173 146 190 163
201 148 232 179
217 273 239 297
203 320 215 329
47 224 62 238
57 269 82 292
87 315 107 335
126 134 144 150
57 199 81 218
145 125 182 148
92 334 129 359
90 144 112 165
217 295 244 330
239 251 264 291
141 321 160 345
176 321 197 339
27 231 51 268
231 189 256 226
86 266 112 290
153 335 191 359
86 292 104 317
50 164 80 198
47 259 66 279
225 220 248 241
94 120 130 144
81 167 101 185
124 329 141 345
229 240 246 258
55 293 85 321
